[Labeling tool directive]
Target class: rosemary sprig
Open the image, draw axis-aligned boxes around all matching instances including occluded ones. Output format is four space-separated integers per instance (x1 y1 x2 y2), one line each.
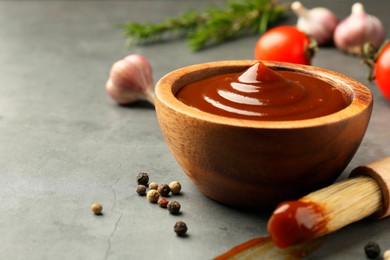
122 0 288 51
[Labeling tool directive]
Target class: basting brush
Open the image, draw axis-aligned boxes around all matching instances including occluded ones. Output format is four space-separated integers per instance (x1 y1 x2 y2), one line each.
268 157 390 248
214 157 390 259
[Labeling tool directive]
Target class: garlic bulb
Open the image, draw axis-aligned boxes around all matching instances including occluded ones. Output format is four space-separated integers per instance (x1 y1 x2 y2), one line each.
106 54 154 105
291 1 338 46
334 2 386 56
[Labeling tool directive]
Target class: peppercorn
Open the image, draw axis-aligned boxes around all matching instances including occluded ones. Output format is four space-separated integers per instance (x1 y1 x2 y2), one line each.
169 181 182 195
158 197 169 208
136 172 149 186
149 182 158 190
364 241 381 259
158 184 171 197
146 189 160 203
384 250 390 260
167 200 181 215
174 221 188 236
91 202 103 215
136 185 147 196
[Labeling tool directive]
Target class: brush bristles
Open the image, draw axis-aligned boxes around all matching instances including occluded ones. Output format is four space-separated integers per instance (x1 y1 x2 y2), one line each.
304 176 382 237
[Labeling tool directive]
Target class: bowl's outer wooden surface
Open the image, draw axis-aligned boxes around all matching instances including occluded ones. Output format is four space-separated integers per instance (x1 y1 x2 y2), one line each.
155 61 373 208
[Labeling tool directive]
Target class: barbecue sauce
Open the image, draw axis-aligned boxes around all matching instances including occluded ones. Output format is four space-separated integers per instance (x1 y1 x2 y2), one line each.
268 199 328 248
176 62 349 121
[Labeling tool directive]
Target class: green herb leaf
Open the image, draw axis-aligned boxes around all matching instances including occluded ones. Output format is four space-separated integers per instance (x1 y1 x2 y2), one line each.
122 0 288 51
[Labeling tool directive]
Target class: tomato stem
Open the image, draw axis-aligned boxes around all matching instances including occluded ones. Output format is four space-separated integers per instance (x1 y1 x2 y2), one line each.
305 35 318 65
362 40 390 82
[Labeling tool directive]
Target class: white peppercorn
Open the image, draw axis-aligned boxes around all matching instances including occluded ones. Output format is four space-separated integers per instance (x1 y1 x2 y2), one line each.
384 250 390 260
147 190 160 203
169 181 182 195
91 202 103 215
149 182 158 190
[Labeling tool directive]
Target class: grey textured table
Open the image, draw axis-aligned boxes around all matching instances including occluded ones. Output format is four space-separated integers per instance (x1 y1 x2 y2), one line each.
1 1 390 259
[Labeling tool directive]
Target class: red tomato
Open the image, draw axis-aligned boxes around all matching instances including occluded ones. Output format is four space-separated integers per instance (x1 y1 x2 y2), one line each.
254 26 315 65
374 42 390 100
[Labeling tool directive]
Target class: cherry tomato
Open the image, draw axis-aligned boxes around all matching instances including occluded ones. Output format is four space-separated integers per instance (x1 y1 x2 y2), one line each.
254 26 315 65
374 42 390 100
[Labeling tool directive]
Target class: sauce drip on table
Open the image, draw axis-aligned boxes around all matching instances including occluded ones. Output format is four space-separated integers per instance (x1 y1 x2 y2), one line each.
213 235 321 259
176 62 349 121
267 199 328 248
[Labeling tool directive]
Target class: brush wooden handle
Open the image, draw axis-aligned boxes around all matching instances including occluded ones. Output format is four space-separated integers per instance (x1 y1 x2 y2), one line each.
350 157 390 219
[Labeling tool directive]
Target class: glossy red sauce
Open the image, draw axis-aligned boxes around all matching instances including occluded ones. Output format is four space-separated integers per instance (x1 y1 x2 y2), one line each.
176 62 349 121
267 199 328 248
213 235 321 259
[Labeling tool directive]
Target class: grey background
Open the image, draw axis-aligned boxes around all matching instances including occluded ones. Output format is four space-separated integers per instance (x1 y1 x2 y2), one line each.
1 0 389 259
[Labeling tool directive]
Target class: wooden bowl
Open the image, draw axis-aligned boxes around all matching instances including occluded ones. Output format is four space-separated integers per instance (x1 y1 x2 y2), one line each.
154 60 373 208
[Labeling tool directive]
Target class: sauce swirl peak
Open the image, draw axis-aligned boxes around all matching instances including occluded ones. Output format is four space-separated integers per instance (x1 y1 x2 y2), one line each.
176 62 349 121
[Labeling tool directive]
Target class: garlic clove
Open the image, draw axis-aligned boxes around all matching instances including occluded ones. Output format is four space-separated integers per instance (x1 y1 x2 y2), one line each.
291 1 338 46
123 54 154 92
106 54 155 105
106 78 152 105
334 2 386 56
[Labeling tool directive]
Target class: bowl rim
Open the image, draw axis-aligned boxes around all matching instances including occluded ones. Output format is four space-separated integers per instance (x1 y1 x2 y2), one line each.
155 60 373 129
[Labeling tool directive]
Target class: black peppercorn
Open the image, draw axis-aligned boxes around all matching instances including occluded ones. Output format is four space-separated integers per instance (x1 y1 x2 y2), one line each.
157 184 171 197
136 172 149 186
136 185 147 196
167 200 181 215
174 221 187 236
364 241 381 259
